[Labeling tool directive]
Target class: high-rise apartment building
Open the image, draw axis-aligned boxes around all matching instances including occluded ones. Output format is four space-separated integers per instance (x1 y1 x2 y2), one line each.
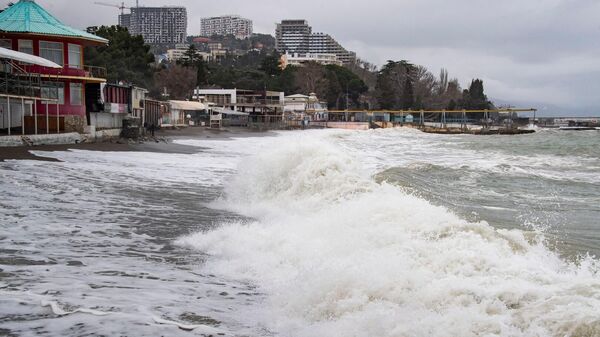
275 20 355 65
275 20 312 53
200 15 253 39
309 33 356 64
119 6 187 47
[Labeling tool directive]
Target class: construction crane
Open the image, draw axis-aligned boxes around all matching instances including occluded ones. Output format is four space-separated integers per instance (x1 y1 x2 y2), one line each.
94 1 139 15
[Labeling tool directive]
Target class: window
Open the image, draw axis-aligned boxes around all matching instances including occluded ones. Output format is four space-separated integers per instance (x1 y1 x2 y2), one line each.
70 83 83 106
1 40 12 72
0 39 12 49
40 41 63 66
41 82 65 104
68 44 81 69
18 40 33 55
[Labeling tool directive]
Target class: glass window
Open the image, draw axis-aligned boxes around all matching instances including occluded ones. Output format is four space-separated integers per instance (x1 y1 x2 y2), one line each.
68 44 81 69
70 83 83 106
1 40 12 72
41 82 65 105
18 40 33 55
40 41 64 66
0 39 12 49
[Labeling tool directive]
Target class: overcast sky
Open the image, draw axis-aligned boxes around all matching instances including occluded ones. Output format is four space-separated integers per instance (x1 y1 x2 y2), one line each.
7 0 600 114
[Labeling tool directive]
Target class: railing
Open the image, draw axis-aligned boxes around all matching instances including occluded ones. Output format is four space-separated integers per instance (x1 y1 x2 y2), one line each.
82 65 107 79
0 70 42 98
22 64 107 79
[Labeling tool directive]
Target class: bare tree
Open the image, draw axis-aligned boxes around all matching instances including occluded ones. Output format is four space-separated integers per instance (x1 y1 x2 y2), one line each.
154 64 197 100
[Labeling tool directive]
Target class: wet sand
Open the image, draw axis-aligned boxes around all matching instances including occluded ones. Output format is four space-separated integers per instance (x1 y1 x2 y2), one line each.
0 127 272 162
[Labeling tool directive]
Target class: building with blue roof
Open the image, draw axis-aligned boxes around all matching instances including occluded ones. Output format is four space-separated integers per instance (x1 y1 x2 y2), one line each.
0 0 109 134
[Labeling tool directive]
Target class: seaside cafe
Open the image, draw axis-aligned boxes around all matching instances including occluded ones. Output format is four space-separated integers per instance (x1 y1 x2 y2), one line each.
0 0 108 136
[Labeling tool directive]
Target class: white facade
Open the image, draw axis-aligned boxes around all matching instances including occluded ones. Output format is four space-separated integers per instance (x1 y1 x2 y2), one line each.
120 6 187 46
275 20 356 64
200 15 253 39
280 52 343 68
284 93 328 121
166 48 212 62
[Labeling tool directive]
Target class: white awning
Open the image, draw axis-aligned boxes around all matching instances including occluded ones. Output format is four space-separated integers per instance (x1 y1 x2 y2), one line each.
0 47 62 69
213 107 249 116
169 100 206 111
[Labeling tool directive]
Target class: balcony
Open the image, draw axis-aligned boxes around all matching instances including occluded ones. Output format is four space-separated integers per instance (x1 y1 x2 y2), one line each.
22 64 107 80
0 70 42 98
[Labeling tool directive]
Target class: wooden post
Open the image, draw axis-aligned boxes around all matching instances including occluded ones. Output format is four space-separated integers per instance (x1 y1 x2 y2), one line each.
7 96 10 136
56 102 60 134
34 100 38 135
462 109 467 131
45 101 49 134
484 109 488 128
21 98 25 135
442 109 446 129
420 110 424 127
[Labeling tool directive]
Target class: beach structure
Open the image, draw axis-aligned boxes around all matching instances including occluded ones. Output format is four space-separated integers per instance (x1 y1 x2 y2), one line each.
84 83 149 137
164 100 206 127
143 99 167 129
322 108 538 134
0 0 108 136
194 89 285 116
284 93 328 121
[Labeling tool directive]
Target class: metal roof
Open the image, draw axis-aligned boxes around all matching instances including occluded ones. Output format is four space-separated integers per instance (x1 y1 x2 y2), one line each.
0 0 108 44
169 100 207 111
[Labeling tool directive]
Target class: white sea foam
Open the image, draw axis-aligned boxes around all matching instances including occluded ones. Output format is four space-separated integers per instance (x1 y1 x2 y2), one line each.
178 131 600 337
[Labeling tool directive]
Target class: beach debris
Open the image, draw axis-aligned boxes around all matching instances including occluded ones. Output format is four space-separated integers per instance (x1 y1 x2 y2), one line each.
152 315 223 334
20 136 33 146
41 300 111 317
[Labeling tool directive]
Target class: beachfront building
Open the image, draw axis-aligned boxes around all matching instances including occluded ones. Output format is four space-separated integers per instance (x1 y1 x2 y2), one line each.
164 100 206 127
194 89 285 116
275 20 356 65
0 0 108 135
119 6 187 47
284 93 328 121
200 15 253 40
280 52 343 69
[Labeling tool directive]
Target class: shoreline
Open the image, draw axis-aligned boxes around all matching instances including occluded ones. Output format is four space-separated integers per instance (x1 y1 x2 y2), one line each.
0 127 273 162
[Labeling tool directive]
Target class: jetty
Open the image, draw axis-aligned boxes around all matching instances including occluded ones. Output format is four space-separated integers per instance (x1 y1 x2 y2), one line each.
326 108 538 134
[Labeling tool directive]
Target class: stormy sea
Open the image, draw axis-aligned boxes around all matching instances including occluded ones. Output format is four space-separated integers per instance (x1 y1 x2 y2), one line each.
1 128 599 337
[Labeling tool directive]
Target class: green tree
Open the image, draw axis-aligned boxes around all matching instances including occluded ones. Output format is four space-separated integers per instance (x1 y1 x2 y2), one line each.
84 25 155 89
459 79 493 110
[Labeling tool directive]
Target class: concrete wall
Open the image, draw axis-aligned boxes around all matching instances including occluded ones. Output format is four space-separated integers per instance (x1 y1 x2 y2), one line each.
89 112 125 130
324 122 370 130
0 132 83 147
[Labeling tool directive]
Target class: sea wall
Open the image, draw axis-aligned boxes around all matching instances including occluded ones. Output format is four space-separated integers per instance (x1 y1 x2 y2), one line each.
0 133 83 147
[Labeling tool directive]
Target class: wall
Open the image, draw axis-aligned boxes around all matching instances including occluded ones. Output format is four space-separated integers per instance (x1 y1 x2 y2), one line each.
89 112 124 130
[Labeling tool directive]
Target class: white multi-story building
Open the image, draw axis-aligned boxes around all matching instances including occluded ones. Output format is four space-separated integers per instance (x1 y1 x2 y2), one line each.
166 47 212 62
275 20 356 65
275 20 312 53
280 52 343 68
200 15 253 39
119 6 187 46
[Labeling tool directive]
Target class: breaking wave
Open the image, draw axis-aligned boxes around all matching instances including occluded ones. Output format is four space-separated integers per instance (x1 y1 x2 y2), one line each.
178 136 600 337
